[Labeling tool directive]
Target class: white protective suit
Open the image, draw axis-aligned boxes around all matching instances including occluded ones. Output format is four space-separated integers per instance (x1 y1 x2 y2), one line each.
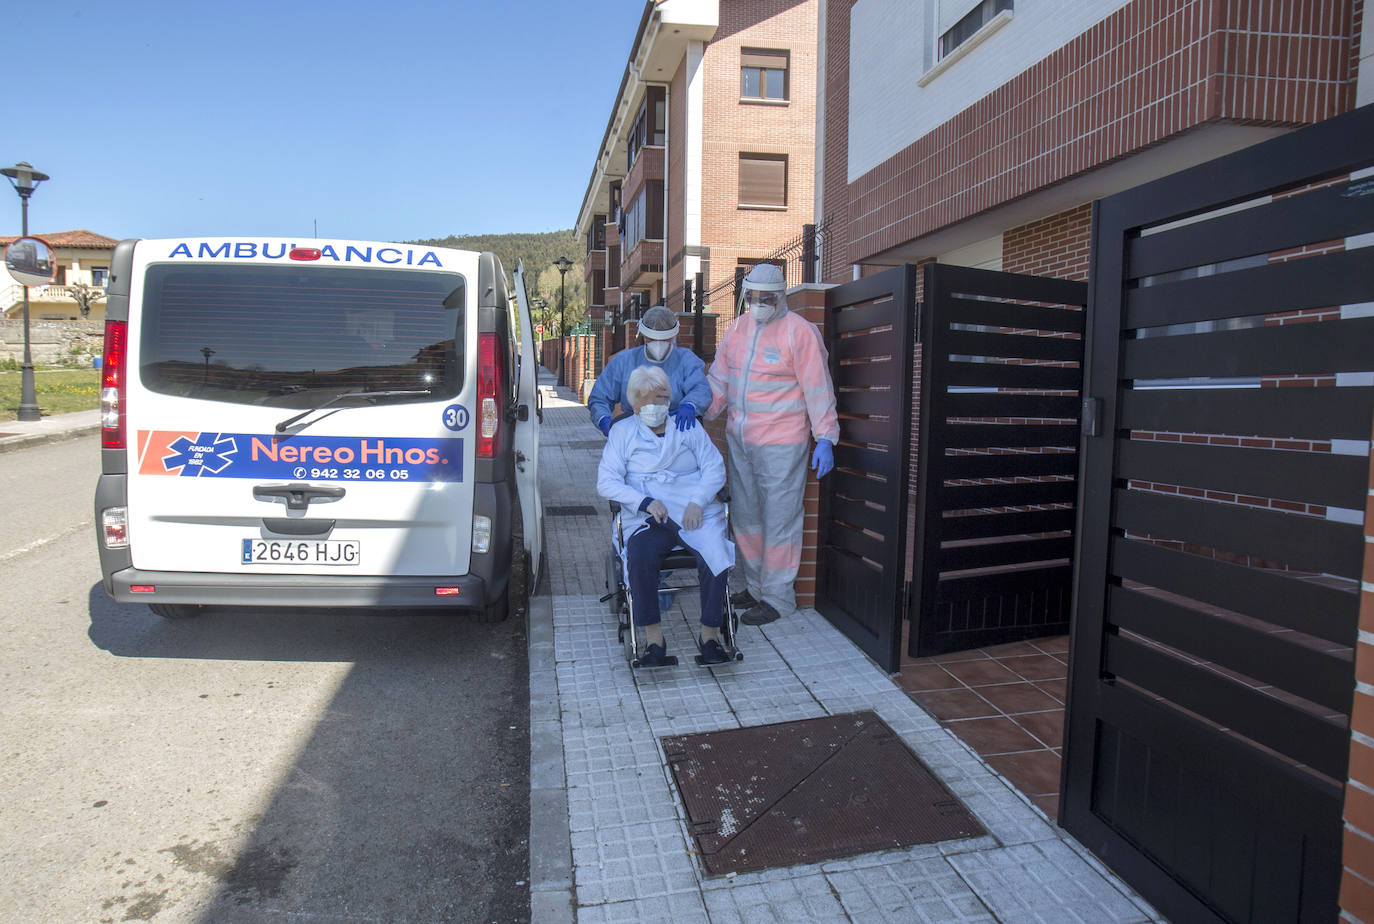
596 415 735 576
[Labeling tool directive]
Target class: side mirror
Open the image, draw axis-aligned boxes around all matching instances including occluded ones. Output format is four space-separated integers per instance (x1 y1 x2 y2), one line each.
4 236 57 287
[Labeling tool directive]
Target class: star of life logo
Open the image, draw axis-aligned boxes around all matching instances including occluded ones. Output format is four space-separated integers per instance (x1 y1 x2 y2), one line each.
163 432 239 475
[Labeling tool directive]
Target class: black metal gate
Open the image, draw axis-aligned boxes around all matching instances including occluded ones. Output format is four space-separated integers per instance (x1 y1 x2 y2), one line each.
816 265 917 672
1063 104 1374 922
911 264 1087 657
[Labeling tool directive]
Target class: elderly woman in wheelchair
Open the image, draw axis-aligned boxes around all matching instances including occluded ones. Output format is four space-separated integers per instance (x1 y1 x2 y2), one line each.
597 364 737 668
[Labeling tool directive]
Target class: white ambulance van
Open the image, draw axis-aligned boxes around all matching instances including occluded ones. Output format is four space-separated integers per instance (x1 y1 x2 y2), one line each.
94 238 543 621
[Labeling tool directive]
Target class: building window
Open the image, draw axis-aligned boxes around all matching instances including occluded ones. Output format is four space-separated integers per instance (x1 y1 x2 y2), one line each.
741 49 788 101
939 0 1012 58
738 154 787 209
91 267 109 287
623 181 664 253
590 269 606 306
626 85 666 170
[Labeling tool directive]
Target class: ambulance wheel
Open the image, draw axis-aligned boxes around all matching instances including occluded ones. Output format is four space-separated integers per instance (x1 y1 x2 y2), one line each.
474 548 528 623
149 603 203 620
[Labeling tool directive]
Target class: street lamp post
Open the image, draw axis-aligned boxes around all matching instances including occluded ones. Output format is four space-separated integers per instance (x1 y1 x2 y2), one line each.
553 256 573 387
2 161 50 422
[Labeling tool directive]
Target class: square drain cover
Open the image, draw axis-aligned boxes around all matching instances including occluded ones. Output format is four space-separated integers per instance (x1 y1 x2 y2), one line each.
662 711 984 875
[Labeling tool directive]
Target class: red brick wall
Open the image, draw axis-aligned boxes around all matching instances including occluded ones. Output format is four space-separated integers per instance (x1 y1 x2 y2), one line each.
834 0 1358 268
819 0 854 283
1002 204 1093 281
699 0 817 297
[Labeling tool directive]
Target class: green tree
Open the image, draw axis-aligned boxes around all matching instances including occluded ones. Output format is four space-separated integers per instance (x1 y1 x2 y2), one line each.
409 229 586 331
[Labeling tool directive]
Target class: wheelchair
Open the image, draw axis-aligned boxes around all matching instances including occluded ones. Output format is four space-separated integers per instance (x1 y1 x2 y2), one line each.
600 494 744 670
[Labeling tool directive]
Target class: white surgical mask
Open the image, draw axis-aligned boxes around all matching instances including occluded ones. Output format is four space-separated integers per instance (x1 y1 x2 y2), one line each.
638 402 669 428
645 339 673 362
750 303 783 324
746 291 784 324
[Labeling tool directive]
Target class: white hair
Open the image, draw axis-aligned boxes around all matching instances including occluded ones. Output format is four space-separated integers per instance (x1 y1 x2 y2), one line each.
626 364 671 406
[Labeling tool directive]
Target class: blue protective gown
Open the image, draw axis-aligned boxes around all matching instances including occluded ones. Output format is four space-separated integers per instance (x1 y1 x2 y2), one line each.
586 345 712 428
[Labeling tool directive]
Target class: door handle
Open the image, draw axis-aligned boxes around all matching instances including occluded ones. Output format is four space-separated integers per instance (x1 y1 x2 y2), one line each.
253 482 345 511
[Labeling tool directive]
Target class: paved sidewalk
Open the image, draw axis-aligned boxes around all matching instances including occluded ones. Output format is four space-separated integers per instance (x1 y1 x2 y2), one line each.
528 368 1165 923
0 408 100 453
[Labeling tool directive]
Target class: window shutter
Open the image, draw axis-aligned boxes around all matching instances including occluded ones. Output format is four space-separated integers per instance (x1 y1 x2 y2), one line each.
740 50 788 70
739 155 787 208
937 0 983 35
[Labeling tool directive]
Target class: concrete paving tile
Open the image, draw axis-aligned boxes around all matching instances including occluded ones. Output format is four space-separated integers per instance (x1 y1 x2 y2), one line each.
701 873 849 923
576 888 709 923
827 856 997 923
947 840 1152 923
571 819 699 905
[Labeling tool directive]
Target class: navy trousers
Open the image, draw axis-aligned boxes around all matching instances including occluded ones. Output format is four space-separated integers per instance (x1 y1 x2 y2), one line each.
626 519 726 629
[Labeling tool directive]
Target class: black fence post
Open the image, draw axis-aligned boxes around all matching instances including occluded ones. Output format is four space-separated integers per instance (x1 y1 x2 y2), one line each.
801 223 816 284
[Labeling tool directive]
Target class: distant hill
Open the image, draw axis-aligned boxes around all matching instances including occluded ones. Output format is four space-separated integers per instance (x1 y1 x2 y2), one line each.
411 230 579 281
411 230 587 331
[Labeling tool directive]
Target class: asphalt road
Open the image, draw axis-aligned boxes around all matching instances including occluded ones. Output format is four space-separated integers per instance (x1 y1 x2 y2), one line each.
0 436 530 923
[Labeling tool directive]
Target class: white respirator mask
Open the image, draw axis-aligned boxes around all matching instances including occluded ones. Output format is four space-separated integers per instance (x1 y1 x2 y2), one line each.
638 403 670 428
746 290 785 324
645 339 673 362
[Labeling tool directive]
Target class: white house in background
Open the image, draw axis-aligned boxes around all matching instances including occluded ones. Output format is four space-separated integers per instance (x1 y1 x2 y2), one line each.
1 229 117 321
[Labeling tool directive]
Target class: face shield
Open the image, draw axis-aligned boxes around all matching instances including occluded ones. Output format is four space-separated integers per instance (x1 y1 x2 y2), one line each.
743 287 787 324
638 306 679 363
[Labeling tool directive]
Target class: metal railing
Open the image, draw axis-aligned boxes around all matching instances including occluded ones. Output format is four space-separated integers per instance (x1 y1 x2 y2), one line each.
662 218 832 317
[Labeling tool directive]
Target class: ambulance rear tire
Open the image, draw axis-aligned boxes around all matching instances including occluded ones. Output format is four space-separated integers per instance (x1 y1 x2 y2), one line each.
473 548 528 623
150 603 203 620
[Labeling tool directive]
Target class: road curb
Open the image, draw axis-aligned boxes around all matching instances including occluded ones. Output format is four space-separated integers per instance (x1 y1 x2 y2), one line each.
0 422 101 454
528 592 575 923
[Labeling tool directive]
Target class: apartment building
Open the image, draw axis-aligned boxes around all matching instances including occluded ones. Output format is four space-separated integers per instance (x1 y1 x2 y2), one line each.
811 3 1371 922
818 0 1367 282
575 0 818 369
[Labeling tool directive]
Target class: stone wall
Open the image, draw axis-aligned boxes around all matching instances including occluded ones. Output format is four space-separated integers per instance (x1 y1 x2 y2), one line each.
0 320 104 367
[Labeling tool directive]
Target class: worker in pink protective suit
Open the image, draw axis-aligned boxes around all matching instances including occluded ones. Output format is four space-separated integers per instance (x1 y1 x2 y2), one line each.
706 263 838 625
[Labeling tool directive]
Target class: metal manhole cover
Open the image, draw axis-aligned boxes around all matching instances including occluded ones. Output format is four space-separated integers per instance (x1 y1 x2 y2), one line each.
566 440 606 450
544 505 600 517
662 711 984 875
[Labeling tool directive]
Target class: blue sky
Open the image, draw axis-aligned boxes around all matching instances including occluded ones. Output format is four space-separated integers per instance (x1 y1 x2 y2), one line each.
4 1 636 243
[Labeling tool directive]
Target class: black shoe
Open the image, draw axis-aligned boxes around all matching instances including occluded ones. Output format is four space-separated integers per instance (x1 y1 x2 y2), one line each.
729 589 758 609
698 637 731 665
637 642 673 667
740 601 781 626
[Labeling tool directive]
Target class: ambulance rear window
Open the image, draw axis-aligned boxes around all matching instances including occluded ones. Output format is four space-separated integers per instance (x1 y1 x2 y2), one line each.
138 264 465 407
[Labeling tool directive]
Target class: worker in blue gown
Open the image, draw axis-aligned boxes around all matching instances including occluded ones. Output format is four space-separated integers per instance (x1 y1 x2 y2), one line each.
587 305 711 436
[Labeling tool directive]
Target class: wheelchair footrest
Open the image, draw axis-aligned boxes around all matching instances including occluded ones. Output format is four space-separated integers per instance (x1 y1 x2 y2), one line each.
695 646 744 666
631 654 679 669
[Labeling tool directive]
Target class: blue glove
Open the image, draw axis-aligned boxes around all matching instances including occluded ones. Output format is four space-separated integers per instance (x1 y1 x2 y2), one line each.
597 416 612 437
672 402 697 431
810 439 834 479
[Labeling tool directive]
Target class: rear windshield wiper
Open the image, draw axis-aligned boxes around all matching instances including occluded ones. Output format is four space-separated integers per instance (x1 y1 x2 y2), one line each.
274 389 432 434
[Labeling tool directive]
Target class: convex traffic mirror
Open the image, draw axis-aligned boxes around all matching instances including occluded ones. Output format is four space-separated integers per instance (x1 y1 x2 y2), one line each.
4 236 57 287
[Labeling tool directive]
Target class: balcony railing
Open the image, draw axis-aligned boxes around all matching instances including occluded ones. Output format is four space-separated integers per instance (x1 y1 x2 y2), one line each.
3 283 107 310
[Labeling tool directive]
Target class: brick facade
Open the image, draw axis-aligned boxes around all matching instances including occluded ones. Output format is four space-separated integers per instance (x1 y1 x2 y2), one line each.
1001 204 1093 281
823 0 1360 279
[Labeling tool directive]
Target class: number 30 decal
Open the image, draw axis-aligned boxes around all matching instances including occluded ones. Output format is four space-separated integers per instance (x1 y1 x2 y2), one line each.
442 404 470 432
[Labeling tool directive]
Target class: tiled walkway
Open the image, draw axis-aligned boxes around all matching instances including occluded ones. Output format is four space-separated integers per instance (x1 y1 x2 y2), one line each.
529 369 1167 922
898 637 1070 821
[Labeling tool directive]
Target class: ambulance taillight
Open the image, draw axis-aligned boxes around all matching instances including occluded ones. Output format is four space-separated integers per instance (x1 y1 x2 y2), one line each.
101 320 127 450
477 332 505 459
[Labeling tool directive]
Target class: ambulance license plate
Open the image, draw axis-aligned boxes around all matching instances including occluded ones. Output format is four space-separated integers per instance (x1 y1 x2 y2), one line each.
241 539 360 565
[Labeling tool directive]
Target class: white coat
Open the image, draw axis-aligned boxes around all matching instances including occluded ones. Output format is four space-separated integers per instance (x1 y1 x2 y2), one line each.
596 415 735 575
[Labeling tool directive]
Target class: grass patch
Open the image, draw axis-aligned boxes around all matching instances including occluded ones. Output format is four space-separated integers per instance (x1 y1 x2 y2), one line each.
0 368 101 421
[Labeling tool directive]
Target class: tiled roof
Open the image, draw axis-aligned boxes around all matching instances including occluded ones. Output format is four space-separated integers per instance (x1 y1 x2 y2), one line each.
0 229 118 248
